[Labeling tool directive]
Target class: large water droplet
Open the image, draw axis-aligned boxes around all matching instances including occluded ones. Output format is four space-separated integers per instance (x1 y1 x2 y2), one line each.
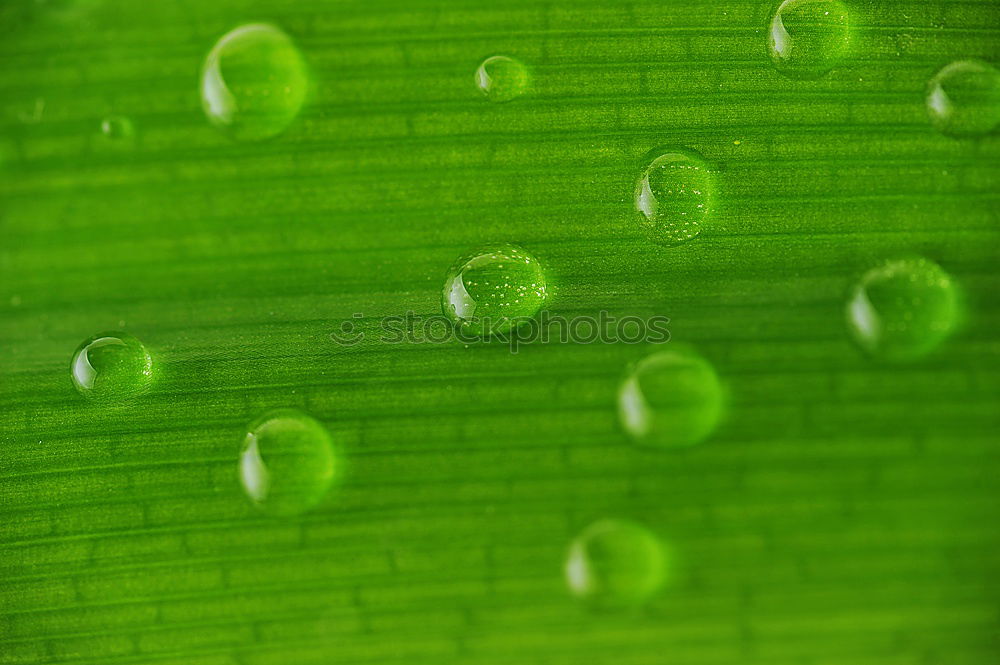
442 244 548 336
926 60 1000 138
618 348 724 448
634 148 714 247
846 257 959 362
767 0 850 80
565 519 669 609
71 332 153 401
475 55 530 102
239 409 338 516
201 23 309 141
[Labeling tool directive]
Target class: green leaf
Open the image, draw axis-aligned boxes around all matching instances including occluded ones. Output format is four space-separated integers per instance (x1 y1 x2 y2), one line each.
1 1 999 664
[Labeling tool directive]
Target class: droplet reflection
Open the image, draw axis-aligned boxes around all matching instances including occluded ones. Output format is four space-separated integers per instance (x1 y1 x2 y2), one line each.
475 55 530 102
239 409 338 516
201 23 309 141
442 244 547 336
618 348 724 448
768 0 850 80
71 332 153 401
846 257 960 362
634 148 714 247
926 60 1000 138
566 519 669 609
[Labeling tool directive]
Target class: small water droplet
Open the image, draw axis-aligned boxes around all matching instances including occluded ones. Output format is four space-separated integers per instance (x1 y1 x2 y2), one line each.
634 148 714 247
926 60 1000 138
846 257 959 362
618 348 724 448
768 0 850 80
565 519 670 608
201 23 309 141
100 115 134 140
239 409 338 516
475 55 530 102
442 244 547 336
71 332 153 401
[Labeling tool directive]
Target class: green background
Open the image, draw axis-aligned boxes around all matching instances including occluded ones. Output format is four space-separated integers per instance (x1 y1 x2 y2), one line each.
1 0 999 663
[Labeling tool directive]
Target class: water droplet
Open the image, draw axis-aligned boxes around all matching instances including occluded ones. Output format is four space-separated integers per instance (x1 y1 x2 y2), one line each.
239 409 338 516
100 115 133 140
768 0 850 80
618 348 724 448
475 55 530 102
846 257 959 362
442 244 547 336
201 23 309 141
71 332 153 401
634 148 714 247
565 519 670 608
926 60 1000 138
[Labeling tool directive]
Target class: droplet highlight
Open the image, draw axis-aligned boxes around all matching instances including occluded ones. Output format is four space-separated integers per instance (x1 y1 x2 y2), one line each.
846 257 959 362
565 519 670 608
201 23 309 141
926 60 1000 138
100 115 134 140
475 55 530 102
634 148 714 247
71 332 153 401
239 409 338 516
768 0 850 80
442 244 548 336
618 348 724 448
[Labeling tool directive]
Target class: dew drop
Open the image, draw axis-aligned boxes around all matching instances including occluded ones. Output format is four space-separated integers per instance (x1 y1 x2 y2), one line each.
201 23 309 141
475 55 530 102
767 0 850 80
442 244 547 336
846 257 959 362
926 60 1000 138
565 519 670 608
618 348 724 448
634 148 714 247
71 331 153 401
239 409 338 516
100 115 133 140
